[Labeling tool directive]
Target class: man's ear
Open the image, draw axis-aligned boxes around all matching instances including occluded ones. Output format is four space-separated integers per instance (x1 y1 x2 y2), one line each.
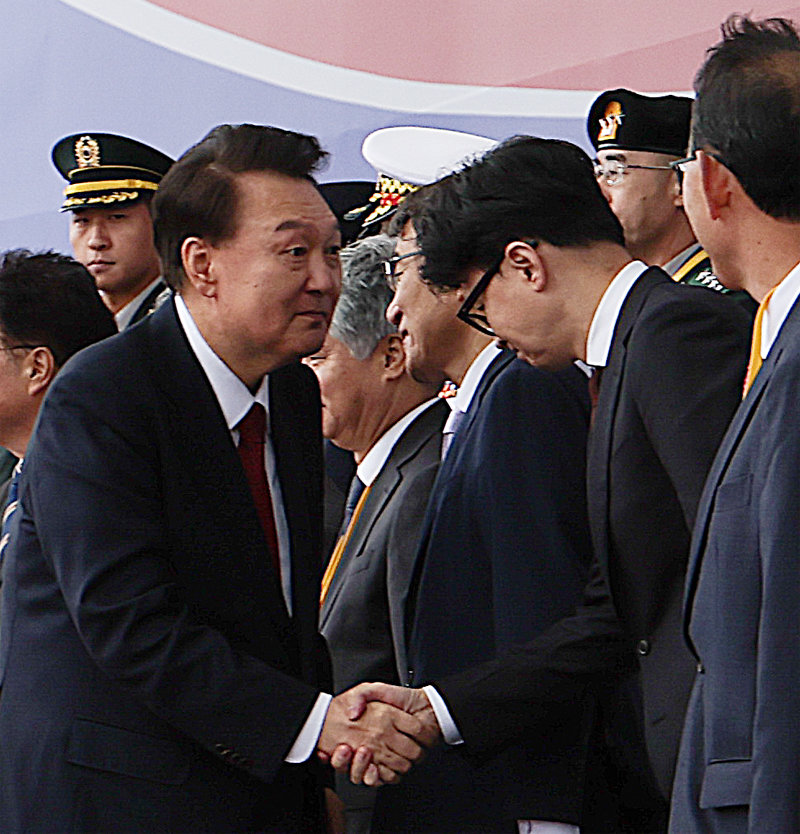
181 237 217 297
380 333 406 380
699 151 732 221
504 240 547 290
25 346 56 396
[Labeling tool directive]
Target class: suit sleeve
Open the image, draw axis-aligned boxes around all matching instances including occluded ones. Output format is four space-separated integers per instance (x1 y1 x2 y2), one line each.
434 363 634 756
24 369 320 786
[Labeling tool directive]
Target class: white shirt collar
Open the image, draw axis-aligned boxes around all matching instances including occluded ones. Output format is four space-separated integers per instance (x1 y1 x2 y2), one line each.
585 261 649 368
114 277 164 331
175 295 270 432
760 260 800 359
356 398 440 487
447 342 503 414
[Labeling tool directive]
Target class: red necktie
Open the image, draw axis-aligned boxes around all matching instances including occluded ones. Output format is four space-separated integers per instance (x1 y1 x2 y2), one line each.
237 403 281 579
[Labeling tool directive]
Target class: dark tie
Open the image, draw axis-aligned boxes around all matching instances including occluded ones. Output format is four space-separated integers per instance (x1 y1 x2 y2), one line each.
236 403 280 578
0 461 22 569
320 475 370 606
339 476 366 536
588 366 604 424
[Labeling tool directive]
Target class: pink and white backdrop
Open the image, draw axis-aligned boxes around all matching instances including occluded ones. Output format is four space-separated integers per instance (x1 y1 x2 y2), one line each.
3 0 798 251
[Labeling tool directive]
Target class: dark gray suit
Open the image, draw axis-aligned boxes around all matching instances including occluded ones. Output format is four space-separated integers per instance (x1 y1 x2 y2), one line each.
671 293 800 833
320 399 447 833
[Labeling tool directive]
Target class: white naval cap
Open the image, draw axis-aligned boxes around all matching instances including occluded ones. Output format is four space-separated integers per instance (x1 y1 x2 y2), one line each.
361 126 497 185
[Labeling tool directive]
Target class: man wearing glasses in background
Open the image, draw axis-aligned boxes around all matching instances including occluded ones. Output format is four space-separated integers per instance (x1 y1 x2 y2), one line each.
589 89 727 290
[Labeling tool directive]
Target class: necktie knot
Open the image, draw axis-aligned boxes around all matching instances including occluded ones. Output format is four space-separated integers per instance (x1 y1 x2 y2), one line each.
238 402 267 445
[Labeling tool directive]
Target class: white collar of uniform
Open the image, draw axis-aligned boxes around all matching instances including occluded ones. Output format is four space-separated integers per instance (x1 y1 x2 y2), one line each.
447 342 503 414
585 261 649 368
175 294 270 433
760 260 800 359
114 277 164 331
356 398 440 487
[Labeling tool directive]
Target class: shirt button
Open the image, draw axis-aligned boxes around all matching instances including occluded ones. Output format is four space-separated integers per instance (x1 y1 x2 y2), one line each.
636 639 651 656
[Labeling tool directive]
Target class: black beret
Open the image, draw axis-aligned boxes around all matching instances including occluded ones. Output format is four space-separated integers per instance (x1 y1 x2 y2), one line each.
587 89 692 157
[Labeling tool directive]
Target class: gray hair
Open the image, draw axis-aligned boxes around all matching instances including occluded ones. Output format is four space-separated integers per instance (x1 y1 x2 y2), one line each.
330 234 397 360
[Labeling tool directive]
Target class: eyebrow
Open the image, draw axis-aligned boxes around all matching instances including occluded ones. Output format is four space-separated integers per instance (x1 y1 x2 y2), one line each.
274 220 309 232
602 153 626 162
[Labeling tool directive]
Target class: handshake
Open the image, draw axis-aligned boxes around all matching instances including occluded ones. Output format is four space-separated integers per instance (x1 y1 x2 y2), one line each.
316 683 441 786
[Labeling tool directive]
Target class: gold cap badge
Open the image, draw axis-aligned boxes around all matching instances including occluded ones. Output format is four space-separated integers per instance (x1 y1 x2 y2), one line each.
74 135 101 169
598 102 624 142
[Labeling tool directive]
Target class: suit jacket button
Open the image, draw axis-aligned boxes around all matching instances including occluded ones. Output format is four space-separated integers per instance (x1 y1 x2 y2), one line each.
636 639 651 656
407 668 414 685
696 661 705 673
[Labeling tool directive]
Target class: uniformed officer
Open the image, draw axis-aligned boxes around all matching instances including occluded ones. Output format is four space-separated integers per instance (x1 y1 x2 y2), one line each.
52 132 173 329
588 88 730 291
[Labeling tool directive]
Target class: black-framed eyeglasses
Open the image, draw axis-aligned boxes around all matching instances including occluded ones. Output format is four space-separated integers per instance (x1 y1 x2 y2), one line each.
456 240 538 337
593 158 673 187
383 250 424 292
669 148 731 185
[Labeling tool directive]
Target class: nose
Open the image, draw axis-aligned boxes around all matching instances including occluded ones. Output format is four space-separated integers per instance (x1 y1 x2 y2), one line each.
87 220 110 250
386 294 402 327
306 253 340 297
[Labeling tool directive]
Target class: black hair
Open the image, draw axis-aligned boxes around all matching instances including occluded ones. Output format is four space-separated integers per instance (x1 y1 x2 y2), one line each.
153 124 329 289
693 15 800 219
403 136 624 290
0 250 116 367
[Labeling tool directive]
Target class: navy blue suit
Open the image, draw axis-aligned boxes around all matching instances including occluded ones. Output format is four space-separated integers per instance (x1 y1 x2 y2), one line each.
671 294 800 833
0 301 329 833
373 351 598 833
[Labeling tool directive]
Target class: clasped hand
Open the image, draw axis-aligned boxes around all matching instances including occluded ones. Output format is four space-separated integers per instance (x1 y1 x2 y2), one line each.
317 682 441 786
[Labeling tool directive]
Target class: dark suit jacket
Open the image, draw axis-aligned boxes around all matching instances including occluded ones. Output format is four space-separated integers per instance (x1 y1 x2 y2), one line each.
671 294 800 833
0 300 329 833
373 351 598 833
435 269 753 810
320 399 446 833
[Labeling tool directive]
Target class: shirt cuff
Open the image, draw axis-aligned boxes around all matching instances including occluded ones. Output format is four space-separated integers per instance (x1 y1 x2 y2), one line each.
422 685 463 746
285 692 332 763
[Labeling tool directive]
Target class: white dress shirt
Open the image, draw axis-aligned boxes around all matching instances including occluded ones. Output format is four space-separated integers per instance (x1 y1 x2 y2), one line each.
759 260 800 359
175 296 328 763
357 398 440 487
585 261 649 368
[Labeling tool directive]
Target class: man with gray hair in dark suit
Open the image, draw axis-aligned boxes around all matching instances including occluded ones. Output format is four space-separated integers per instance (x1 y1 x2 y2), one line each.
306 233 447 834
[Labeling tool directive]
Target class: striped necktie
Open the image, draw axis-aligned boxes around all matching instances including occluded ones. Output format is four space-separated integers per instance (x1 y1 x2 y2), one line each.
742 286 778 397
441 409 467 459
320 476 371 606
0 460 23 568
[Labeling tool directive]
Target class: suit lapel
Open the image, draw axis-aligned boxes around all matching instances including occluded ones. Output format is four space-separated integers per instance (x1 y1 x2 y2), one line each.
683 298 800 629
587 269 667 576
143 301 294 638
320 401 447 628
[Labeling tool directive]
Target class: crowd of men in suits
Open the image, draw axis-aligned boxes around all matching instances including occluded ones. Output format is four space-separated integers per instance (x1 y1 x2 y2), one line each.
0 11 799 834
